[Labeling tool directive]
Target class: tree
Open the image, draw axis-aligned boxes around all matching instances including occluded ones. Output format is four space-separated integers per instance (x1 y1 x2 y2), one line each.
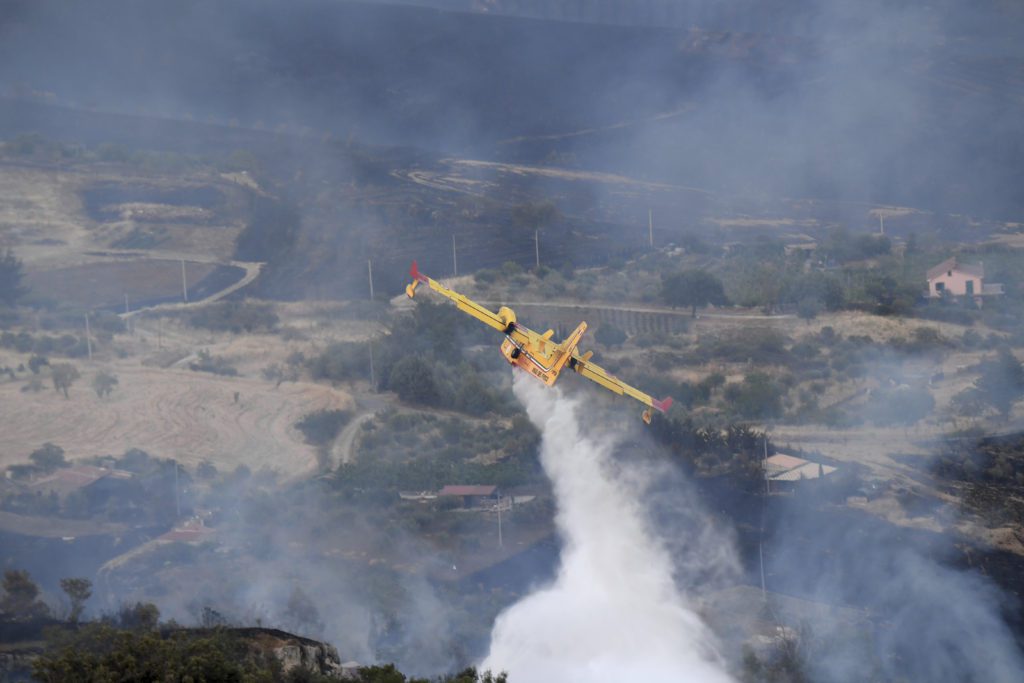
791 272 845 311
724 372 784 420
59 578 92 623
595 323 627 347
51 363 80 398
0 569 51 620
30 443 66 473
28 354 49 374
92 370 118 398
0 248 28 306
661 270 728 317
295 409 351 446
197 461 218 480
116 601 160 630
862 273 917 315
796 297 823 324
387 356 439 405
32 623 272 681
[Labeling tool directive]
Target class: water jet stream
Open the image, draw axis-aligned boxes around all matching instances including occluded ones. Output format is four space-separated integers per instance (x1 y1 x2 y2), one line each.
481 377 734 682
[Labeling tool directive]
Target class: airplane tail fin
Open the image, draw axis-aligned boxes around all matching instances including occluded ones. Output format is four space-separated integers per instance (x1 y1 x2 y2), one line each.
558 322 587 356
551 322 587 377
410 260 429 284
407 260 430 298
653 396 673 414
642 396 673 425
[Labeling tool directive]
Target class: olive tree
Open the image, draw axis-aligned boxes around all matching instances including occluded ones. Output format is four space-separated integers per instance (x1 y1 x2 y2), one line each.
660 270 728 317
51 363 81 398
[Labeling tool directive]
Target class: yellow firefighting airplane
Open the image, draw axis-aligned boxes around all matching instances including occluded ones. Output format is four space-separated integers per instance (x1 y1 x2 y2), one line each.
406 261 673 423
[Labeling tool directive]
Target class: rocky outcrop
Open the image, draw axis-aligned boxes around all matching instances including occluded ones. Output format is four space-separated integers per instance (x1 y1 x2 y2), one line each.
229 627 354 679
272 640 344 677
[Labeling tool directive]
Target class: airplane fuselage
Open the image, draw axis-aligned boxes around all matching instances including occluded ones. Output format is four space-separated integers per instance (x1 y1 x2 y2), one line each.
501 336 561 385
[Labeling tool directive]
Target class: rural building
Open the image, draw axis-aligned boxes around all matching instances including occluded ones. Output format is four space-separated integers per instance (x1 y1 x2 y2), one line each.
783 241 817 257
27 465 132 500
437 484 499 509
926 257 1003 299
158 515 215 543
764 454 835 493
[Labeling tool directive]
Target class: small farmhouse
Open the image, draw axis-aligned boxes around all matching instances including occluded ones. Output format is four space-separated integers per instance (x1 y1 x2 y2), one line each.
28 465 133 500
764 453 835 493
926 257 1003 299
437 484 499 509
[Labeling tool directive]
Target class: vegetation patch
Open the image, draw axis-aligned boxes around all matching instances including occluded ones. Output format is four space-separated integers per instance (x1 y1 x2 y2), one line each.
187 300 279 334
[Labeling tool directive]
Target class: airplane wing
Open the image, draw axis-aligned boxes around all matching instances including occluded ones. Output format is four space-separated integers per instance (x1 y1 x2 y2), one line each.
568 350 673 422
407 261 531 345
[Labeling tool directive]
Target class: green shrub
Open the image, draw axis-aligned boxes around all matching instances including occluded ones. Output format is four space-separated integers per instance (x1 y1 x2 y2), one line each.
723 372 784 420
187 301 278 333
595 323 628 347
295 409 352 446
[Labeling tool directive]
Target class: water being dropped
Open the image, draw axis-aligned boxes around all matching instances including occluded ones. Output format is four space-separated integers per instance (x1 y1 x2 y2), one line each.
481 377 734 683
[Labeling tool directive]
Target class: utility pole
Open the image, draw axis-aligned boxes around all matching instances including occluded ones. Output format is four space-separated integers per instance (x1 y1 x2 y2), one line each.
760 437 768 602
648 208 654 248
173 462 180 518
452 235 458 277
367 260 374 300
534 230 540 271
84 313 93 362
368 340 376 390
879 214 885 235
497 496 503 549
181 260 189 303
124 293 130 315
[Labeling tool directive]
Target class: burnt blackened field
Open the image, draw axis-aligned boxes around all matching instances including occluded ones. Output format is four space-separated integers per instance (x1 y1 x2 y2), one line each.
2 0 1023 217
2 0 1021 304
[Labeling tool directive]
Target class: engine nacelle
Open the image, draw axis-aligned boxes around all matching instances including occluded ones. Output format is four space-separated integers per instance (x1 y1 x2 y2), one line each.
497 306 517 331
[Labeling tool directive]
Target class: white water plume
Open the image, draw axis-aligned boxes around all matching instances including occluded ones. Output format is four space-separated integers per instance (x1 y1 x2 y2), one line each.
481 376 735 682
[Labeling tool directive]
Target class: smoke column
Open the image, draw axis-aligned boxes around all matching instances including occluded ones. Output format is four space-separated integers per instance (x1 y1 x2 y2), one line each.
481 376 734 682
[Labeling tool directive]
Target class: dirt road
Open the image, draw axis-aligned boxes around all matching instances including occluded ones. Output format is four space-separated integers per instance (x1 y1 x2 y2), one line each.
120 253 264 319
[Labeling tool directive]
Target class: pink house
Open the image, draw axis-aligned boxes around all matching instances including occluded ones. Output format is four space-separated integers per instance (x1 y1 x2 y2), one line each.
926 257 1003 299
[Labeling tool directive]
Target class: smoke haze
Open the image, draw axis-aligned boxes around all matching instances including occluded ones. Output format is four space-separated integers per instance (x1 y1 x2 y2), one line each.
1 2 1024 680
482 376 735 682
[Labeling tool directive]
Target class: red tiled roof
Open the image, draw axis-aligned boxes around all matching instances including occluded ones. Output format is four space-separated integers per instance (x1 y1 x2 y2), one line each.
771 462 837 481
765 454 836 481
438 485 497 497
765 454 807 473
926 257 984 281
158 518 214 543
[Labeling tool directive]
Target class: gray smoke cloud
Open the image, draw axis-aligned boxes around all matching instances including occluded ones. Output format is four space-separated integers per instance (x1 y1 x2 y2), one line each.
764 490 1024 683
482 376 735 682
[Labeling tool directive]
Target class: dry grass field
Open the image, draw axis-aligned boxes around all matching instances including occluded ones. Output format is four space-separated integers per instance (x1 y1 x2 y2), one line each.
0 159 359 477
23 259 220 309
0 363 351 478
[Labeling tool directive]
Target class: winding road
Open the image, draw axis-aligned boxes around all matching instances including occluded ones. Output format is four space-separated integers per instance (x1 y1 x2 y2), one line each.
115 251 264 320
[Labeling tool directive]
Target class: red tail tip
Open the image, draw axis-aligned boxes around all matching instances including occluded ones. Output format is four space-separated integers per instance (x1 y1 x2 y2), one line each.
410 260 428 283
654 396 673 413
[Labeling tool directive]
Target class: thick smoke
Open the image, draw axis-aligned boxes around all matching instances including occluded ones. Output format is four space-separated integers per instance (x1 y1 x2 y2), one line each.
761 486 1024 683
482 376 735 682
